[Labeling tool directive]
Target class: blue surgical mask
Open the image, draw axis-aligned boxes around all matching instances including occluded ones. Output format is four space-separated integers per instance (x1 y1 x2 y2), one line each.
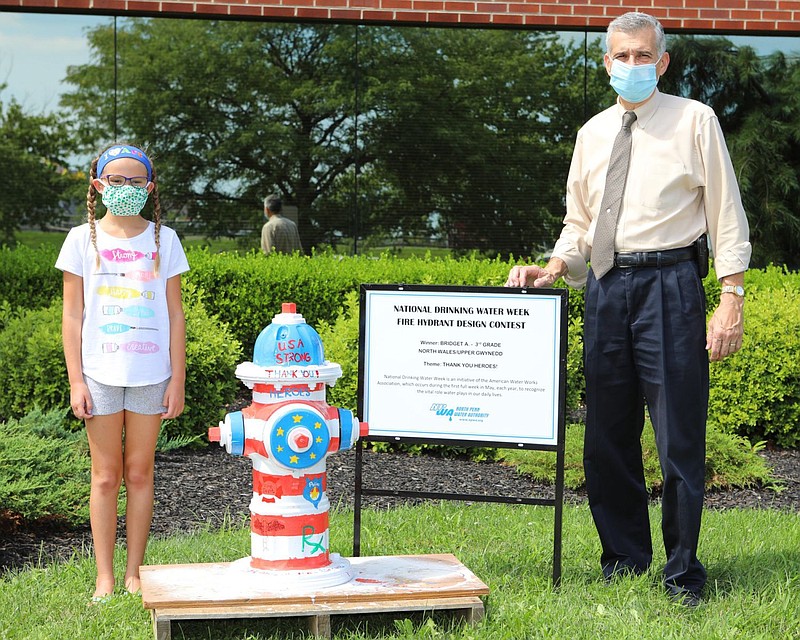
609 59 660 104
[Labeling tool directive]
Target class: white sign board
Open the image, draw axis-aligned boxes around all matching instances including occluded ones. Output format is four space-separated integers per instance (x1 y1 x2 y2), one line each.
359 286 566 447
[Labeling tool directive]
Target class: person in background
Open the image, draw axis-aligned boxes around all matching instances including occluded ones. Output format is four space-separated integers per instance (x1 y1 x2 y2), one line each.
261 194 303 255
506 12 750 607
56 144 189 604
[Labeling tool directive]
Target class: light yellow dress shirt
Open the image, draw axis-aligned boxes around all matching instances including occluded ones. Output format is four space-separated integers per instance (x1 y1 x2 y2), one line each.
553 89 751 288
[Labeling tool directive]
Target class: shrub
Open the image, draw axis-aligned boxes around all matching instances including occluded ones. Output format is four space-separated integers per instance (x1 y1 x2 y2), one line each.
185 249 357 357
0 285 243 442
0 245 62 317
0 302 69 421
0 407 91 525
316 290 361 413
708 283 800 447
185 249 519 355
178 281 243 441
2 245 799 450
500 419 772 491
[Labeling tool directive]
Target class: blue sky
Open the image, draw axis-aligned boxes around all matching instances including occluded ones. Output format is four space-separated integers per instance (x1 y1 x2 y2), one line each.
2 12 799 113
0 13 109 111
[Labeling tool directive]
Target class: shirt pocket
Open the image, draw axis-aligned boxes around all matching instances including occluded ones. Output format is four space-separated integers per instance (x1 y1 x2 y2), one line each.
630 162 690 212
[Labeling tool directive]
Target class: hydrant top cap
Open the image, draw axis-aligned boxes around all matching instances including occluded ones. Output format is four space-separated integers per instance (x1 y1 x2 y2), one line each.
252 303 326 367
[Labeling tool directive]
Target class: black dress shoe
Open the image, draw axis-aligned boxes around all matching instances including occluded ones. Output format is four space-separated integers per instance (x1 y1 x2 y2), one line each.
665 585 702 608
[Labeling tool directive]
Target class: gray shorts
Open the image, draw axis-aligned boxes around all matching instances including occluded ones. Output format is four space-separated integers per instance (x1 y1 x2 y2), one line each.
84 376 170 416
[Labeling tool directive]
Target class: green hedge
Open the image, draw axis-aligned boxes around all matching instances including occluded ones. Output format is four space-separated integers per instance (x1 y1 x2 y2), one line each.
0 284 242 442
501 419 774 492
0 245 62 329
708 272 800 447
184 249 516 355
1 246 798 447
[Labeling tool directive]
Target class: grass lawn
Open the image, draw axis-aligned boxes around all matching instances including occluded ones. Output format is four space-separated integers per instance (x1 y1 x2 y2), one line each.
14 230 456 259
1 502 798 639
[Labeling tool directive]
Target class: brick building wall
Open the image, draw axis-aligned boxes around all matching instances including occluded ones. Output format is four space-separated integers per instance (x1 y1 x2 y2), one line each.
1 0 799 35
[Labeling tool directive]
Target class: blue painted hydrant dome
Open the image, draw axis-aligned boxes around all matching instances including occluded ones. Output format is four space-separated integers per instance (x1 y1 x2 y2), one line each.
252 303 325 367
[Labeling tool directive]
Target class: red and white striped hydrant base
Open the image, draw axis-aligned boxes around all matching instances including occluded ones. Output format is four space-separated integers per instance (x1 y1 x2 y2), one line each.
229 553 354 589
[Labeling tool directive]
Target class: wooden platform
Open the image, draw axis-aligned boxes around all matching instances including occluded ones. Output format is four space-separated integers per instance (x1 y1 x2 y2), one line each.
140 553 489 640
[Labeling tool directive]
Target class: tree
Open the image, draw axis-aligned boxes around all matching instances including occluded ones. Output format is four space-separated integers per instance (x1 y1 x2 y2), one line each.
61 20 370 247
0 91 78 244
661 36 800 268
356 29 611 258
60 20 615 256
60 22 799 264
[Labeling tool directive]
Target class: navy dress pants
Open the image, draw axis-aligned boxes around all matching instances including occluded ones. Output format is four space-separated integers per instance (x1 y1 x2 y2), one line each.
583 260 708 592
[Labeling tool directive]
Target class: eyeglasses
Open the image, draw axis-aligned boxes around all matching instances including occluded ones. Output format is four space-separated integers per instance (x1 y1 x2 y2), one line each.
101 174 150 188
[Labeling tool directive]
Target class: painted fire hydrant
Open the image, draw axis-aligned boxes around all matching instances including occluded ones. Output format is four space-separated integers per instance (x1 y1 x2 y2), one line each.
208 302 368 586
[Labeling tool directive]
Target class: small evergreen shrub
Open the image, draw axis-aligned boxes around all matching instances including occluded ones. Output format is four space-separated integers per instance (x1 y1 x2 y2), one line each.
316 290 360 413
0 285 243 442
178 281 243 442
708 282 800 447
0 302 69 421
0 245 62 315
0 407 91 525
501 419 772 491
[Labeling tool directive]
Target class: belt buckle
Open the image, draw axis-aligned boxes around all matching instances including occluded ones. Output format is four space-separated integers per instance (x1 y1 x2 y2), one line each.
615 253 640 268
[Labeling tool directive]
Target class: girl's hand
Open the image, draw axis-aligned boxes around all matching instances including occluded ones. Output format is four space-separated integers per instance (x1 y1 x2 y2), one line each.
70 382 93 420
161 379 185 419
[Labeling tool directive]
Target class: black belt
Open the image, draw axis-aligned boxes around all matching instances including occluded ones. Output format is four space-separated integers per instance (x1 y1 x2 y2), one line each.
614 245 696 268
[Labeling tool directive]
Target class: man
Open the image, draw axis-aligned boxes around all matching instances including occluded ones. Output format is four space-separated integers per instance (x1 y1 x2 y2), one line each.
507 12 750 606
261 194 304 255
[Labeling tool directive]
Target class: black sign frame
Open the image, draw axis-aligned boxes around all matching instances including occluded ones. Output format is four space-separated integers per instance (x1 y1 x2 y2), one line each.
352 283 569 586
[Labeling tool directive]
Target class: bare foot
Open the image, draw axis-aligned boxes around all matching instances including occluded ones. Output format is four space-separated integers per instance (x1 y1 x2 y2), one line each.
89 575 116 605
93 575 115 599
124 575 142 594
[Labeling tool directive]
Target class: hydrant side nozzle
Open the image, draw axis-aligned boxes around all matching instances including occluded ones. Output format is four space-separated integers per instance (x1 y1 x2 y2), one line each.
208 426 222 443
336 408 367 450
229 411 246 456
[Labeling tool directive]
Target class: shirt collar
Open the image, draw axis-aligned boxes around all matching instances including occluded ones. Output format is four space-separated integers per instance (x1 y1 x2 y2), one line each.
616 88 662 129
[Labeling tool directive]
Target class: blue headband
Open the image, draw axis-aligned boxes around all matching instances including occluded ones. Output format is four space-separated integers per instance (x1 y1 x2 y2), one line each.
96 145 153 181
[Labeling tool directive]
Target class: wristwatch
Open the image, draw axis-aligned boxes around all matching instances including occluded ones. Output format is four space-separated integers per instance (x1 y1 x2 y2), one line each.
721 285 745 297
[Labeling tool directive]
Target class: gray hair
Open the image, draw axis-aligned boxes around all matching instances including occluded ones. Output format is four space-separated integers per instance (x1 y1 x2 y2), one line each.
264 194 282 213
606 12 667 58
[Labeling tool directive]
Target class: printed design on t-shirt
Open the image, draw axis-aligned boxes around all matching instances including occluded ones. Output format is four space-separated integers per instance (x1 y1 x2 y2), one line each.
99 322 158 335
102 341 159 354
97 270 158 282
97 285 156 300
99 248 155 263
95 246 160 355
102 304 156 319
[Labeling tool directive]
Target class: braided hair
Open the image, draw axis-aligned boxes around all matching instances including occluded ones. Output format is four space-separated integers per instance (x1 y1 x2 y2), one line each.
86 144 162 276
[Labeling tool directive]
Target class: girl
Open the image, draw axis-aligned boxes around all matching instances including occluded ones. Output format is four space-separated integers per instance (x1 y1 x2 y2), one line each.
56 144 189 602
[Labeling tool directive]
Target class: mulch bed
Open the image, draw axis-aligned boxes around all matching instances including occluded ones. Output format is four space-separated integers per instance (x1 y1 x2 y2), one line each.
1 446 798 575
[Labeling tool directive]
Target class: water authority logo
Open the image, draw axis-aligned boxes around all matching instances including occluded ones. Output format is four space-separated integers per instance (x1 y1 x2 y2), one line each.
430 403 454 421
430 403 490 423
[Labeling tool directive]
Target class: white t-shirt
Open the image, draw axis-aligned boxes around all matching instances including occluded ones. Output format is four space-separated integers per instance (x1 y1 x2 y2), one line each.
55 221 190 387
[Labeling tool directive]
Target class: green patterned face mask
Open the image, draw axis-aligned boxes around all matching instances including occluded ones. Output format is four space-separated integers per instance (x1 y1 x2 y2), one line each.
101 184 150 217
